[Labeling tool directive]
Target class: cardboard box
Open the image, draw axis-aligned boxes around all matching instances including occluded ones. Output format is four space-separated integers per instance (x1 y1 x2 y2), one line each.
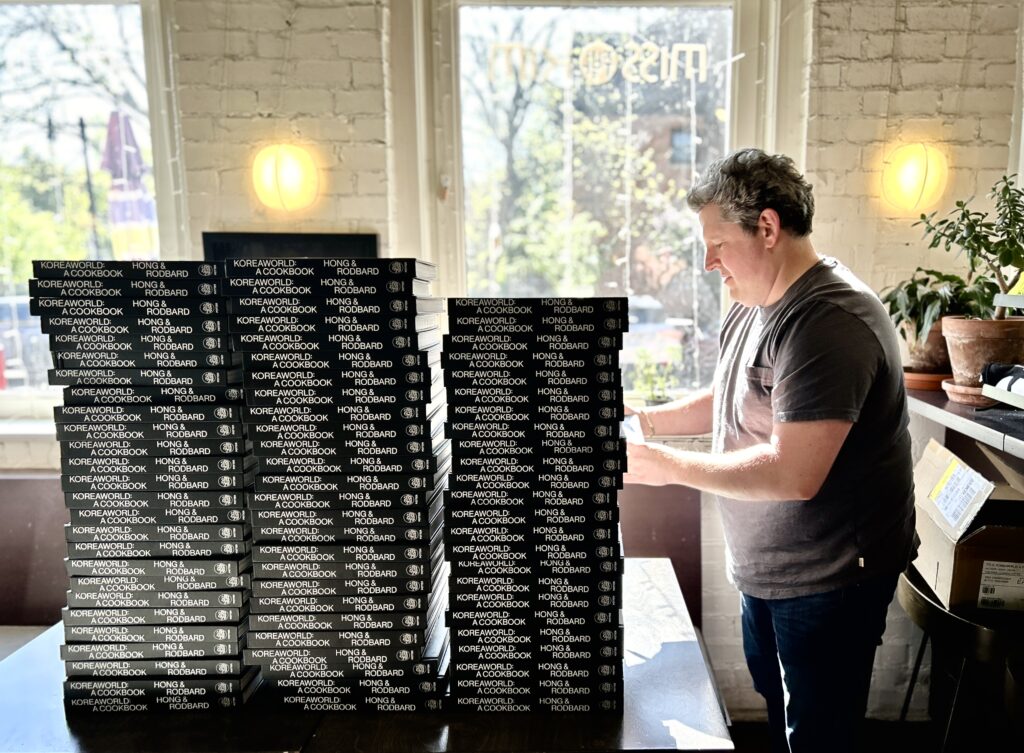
913 439 1024 613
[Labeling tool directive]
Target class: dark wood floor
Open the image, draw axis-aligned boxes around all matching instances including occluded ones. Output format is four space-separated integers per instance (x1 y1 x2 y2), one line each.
729 721 942 752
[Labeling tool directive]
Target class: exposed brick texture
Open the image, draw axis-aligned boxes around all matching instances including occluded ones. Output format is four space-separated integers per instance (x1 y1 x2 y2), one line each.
171 0 394 254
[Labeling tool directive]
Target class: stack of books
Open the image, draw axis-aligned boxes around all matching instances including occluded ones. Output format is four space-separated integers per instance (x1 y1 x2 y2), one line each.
31 260 255 713
443 298 627 712
224 258 451 711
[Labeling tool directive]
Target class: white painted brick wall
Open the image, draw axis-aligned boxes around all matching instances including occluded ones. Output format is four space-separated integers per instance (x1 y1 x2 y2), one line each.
806 0 1018 292
170 0 394 255
695 0 1018 722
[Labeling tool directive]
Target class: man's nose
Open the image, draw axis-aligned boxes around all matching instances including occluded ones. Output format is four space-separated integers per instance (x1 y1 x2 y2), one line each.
703 244 716 272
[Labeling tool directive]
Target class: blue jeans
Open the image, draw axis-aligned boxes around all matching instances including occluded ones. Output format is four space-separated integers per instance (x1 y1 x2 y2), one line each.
741 573 899 753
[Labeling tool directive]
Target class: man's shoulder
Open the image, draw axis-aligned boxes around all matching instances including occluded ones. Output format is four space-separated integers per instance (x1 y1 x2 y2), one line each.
789 259 889 330
804 257 876 299
767 262 893 364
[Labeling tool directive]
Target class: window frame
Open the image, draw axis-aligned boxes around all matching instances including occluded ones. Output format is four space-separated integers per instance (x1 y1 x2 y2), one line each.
1011 1 1024 177
391 0 810 299
139 0 190 260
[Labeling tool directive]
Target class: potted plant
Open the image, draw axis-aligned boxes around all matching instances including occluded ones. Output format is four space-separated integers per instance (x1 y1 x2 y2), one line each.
880 268 997 387
916 175 1024 399
632 346 679 405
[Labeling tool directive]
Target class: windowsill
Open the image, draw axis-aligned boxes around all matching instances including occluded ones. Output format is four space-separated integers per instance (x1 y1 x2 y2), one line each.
0 419 56 441
653 434 712 451
0 392 62 421
0 421 60 471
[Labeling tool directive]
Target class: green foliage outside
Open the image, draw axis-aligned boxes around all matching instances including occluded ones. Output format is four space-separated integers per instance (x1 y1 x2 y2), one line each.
461 9 730 302
463 54 696 297
0 154 108 294
632 345 683 403
465 85 607 297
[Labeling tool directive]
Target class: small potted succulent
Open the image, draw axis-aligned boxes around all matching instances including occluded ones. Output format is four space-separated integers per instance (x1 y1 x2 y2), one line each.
632 346 679 406
881 268 996 387
916 175 1024 400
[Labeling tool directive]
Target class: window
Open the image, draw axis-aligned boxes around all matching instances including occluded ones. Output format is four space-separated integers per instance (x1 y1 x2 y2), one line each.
0 1 173 422
455 4 733 395
670 128 693 165
402 0 806 399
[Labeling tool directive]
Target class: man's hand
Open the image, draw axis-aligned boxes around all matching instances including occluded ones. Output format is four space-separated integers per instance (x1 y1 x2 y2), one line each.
624 440 672 485
622 389 715 438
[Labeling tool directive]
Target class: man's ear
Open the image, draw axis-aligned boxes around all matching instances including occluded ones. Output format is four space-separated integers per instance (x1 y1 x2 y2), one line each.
758 208 782 249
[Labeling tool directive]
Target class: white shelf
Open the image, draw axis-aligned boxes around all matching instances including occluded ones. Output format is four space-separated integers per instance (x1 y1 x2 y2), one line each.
994 293 1024 309
981 383 1024 411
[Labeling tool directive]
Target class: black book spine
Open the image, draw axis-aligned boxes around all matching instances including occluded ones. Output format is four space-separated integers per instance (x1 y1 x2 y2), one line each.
32 260 221 279
30 277 221 298
63 658 244 677
55 405 241 423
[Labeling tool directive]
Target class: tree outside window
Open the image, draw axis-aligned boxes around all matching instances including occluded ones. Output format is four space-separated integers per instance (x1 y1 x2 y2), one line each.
0 3 157 399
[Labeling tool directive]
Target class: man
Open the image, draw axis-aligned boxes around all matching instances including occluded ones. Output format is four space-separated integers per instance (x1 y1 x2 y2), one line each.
624 148 916 753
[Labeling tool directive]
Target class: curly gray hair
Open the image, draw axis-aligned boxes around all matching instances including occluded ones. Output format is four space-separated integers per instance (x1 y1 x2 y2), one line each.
686 148 814 237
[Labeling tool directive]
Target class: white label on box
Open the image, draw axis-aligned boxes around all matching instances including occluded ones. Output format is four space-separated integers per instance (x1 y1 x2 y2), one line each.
977 560 1024 611
929 460 990 528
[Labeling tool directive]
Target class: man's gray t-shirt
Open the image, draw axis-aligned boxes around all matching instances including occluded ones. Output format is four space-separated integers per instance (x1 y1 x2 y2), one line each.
712 257 916 599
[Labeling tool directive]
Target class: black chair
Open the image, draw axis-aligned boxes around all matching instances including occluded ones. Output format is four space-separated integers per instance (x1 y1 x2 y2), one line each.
897 566 1023 751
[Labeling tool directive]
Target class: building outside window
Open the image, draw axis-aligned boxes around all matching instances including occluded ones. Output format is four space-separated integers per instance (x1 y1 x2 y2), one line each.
670 127 693 164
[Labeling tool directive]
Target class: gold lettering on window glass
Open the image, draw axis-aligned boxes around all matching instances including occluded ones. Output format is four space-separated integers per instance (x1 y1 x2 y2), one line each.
622 41 660 84
488 43 564 87
578 40 619 86
666 43 708 83
488 40 710 87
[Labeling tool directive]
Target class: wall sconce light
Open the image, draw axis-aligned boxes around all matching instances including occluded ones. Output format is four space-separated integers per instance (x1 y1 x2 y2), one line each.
252 144 320 211
881 143 948 212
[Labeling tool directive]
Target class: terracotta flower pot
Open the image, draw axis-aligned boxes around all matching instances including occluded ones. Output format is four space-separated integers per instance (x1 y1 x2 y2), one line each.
903 320 951 374
941 315 1024 387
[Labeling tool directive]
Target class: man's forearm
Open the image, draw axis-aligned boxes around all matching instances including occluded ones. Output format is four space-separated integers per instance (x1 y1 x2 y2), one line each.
627 441 813 502
626 418 851 501
641 388 714 436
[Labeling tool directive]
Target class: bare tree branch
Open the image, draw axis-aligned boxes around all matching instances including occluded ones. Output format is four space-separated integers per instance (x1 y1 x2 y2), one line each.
0 4 149 133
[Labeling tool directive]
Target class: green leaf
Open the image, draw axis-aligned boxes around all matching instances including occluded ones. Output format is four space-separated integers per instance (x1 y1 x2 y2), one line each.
920 298 942 339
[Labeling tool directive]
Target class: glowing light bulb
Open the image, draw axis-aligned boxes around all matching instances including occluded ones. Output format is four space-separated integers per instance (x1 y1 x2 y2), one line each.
881 143 948 212
252 144 319 211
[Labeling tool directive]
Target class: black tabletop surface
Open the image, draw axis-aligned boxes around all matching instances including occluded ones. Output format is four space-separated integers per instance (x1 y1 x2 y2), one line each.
0 558 732 753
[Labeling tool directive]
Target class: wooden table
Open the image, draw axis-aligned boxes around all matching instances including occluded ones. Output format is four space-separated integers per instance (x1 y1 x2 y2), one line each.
0 558 732 753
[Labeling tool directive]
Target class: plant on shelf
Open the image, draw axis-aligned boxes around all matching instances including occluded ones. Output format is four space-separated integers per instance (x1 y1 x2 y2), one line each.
880 267 996 374
913 174 1024 395
917 174 1024 319
632 346 680 406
